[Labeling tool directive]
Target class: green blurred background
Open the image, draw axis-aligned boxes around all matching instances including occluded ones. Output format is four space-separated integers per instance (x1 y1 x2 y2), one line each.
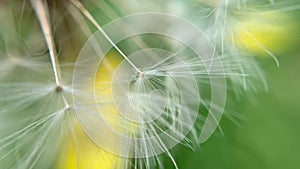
1 0 300 169
172 54 300 169
168 9 300 169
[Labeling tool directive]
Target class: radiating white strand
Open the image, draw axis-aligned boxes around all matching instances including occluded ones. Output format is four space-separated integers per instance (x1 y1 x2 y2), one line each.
70 0 142 73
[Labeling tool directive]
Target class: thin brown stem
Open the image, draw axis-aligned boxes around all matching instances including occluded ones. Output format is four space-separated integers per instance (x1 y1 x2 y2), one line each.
30 0 62 86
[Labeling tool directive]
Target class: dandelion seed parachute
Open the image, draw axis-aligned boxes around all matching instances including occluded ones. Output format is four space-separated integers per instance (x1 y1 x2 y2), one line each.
1 0 299 169
72 13 227 169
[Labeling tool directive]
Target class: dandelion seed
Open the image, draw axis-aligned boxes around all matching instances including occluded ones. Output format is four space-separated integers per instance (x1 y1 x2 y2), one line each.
1 0 298 169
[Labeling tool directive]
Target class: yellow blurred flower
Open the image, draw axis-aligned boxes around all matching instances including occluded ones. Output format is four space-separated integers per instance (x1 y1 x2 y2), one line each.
235 12 295 56
57 52 123 169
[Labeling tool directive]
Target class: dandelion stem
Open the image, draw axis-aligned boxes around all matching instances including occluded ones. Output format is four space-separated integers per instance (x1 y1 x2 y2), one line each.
70 0 142 73
30 0 62 86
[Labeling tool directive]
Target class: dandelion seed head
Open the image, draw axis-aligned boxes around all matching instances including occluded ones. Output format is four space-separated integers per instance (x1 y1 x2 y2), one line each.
1 0 298 168
72 13 228 162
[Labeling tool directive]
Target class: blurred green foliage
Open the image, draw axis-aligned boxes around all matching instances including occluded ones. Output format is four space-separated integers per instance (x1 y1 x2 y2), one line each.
168 9 300 169
0 0 299 169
